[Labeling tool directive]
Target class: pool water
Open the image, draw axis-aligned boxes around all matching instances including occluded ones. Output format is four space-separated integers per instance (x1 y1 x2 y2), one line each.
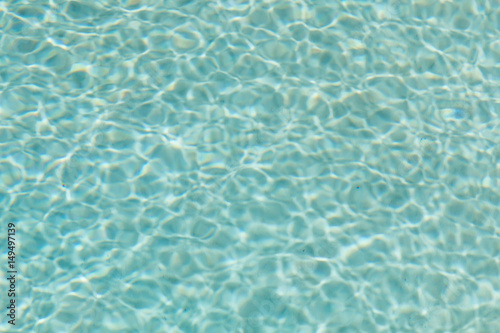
0 0 499 332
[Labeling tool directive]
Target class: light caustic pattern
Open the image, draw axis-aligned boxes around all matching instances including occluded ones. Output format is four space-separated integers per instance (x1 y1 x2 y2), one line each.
0 0 499 332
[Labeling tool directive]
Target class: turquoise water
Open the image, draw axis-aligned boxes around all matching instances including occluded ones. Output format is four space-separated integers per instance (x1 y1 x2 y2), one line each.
1 0 499 332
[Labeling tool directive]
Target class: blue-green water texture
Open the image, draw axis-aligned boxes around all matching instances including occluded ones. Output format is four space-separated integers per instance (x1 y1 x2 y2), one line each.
0 0 499 332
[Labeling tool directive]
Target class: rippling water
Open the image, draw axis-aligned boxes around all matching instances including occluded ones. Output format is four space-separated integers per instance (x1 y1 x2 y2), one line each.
1 0 499 332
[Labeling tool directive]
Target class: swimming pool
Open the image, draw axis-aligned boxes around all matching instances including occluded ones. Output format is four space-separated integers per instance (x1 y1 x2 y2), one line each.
0 0 499 332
